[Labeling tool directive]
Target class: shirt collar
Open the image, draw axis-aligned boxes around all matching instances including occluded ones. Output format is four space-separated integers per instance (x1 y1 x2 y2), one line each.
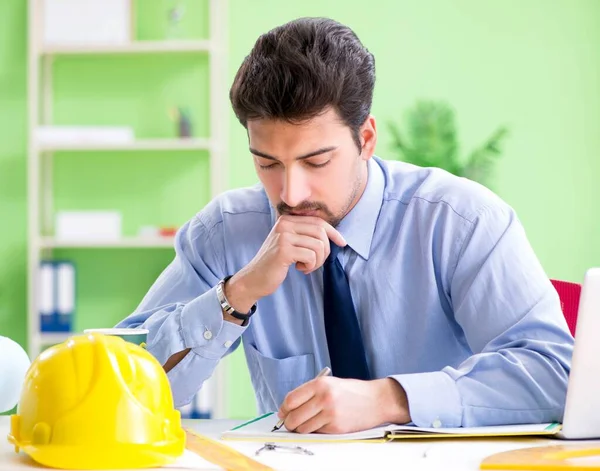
336 157 384 261
268 156 385 261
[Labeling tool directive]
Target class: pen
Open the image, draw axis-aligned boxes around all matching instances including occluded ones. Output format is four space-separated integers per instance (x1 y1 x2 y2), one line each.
271 366 332 432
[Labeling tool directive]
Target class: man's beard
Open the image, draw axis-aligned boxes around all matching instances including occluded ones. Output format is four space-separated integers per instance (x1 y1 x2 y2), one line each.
276 171 362 228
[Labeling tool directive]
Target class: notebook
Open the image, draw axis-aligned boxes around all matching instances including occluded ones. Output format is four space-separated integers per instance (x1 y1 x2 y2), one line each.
221 412 562 443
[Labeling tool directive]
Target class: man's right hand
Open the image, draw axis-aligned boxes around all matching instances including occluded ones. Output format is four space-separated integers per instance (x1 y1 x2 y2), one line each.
223 215 346 317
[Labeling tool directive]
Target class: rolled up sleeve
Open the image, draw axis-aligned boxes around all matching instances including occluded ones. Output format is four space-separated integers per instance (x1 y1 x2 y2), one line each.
116 215 246 407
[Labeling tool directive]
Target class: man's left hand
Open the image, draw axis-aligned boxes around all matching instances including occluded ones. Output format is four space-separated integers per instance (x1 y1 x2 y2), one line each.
278 376 411 434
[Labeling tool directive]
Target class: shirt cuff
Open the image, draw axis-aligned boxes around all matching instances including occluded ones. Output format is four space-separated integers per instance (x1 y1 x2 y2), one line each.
390 371 463 428
180 286 248 360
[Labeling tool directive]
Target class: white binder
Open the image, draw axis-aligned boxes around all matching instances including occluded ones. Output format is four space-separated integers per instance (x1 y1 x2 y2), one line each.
39 262 55 332
55 262 75 332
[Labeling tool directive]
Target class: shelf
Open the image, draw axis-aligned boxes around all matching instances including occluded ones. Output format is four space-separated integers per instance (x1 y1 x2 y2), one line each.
39 332 72 345
40 40 212 56
38 138 212 153
40 236 175 249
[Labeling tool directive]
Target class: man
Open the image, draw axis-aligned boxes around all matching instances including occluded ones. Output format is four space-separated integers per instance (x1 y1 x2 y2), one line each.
118 17 573 434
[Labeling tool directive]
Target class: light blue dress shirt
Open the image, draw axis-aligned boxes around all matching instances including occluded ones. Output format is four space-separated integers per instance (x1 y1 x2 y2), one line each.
117 156 573 428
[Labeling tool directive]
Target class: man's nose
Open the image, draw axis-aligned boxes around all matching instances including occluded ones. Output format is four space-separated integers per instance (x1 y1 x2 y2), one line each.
280 167 311 208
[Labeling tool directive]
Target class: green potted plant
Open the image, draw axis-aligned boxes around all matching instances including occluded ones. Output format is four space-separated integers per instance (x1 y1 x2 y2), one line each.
388 100 509 188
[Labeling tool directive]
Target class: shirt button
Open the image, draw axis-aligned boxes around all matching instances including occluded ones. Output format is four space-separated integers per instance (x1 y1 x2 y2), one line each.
203 330 213 340
224 340 233 348
432 419 442 428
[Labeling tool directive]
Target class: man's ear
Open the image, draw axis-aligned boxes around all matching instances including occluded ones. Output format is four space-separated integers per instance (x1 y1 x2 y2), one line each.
359 115 377 160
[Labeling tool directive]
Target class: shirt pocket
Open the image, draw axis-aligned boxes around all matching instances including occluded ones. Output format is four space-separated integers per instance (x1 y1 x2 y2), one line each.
245 342 316 413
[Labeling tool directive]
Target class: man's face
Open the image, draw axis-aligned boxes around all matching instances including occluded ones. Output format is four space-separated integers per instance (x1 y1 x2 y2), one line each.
247 108 377 227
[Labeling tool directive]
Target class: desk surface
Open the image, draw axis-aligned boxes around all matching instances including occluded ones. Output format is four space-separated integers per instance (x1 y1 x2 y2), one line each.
2 416 600 471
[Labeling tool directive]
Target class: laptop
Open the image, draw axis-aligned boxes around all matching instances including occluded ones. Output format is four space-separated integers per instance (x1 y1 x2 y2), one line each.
557 267 600 439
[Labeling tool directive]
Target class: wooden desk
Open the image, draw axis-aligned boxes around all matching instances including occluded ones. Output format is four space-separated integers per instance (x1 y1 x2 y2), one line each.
1 416 598 470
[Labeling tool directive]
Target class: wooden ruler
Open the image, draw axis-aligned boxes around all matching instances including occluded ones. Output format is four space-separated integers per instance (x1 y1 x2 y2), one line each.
185 428 275 471
481 444 600 470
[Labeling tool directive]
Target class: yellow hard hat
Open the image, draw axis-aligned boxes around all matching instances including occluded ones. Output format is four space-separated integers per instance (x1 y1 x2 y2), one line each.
8 333 185 469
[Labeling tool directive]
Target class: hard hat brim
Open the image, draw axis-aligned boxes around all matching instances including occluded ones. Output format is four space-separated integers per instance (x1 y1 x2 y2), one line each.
11 441 185 470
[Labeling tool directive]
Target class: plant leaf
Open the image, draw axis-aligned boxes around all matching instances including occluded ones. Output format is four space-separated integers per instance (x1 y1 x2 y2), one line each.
388 100 508 187
464 127 509 185
389 100 461 170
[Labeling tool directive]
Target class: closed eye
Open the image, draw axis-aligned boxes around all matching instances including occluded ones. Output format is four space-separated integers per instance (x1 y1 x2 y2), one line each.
256 158 331 170
305 160 331 168
257 161 279 170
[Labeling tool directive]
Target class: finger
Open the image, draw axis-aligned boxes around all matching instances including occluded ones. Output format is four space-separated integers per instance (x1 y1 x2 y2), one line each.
279 380 317 417
288 223 329 243
285 396 326 433
288 246 318 272
295 408 330 434
279 223 330 270
280 216 346 248
315 420 346 434
277 219 328 245
324 227 347 249
282 234 325 270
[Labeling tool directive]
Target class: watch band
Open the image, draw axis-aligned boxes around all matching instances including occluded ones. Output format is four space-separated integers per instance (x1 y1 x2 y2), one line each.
216 276 257 325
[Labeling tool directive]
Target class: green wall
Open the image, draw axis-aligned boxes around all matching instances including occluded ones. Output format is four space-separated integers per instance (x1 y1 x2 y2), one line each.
225 0 600 416
1 0 599 419
0 0 27 348
227 0 600 279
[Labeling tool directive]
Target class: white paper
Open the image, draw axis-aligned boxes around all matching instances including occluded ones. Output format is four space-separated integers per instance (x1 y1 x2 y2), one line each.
222 413 390 442
222 412 558 443
389 422 558 436
164 450 221 470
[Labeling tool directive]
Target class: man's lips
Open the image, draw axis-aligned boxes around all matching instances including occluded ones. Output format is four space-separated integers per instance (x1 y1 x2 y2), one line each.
288 210 319 216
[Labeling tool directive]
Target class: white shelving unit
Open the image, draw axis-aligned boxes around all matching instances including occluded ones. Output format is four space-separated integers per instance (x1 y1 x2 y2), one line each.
39 137 212 153
38 332 73 346
39 236 176 249
27 0 229 418
41 39 212 55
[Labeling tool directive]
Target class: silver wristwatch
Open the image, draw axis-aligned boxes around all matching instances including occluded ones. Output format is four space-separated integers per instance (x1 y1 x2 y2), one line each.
216 276 257 325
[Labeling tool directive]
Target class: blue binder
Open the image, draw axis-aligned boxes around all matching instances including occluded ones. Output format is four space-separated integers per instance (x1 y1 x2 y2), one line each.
39 261 75 332
179 389 213 420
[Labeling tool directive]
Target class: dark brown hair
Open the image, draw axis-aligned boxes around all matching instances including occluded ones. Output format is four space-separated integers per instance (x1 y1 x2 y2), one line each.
230 17 375 150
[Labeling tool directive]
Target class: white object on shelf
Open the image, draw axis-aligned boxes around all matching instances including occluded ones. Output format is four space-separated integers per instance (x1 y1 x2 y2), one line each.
39 262 54 331
38 137 212 152
42 0 131 46
41 40 212 56
56 262 75 330
38 332 72 346
40 236 174 249
138 226 160 238
36 126 134 147
56 211 122 241
197 376 215 418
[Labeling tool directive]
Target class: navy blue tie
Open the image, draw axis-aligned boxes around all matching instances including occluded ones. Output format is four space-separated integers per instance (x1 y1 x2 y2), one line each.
323 241 370 380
